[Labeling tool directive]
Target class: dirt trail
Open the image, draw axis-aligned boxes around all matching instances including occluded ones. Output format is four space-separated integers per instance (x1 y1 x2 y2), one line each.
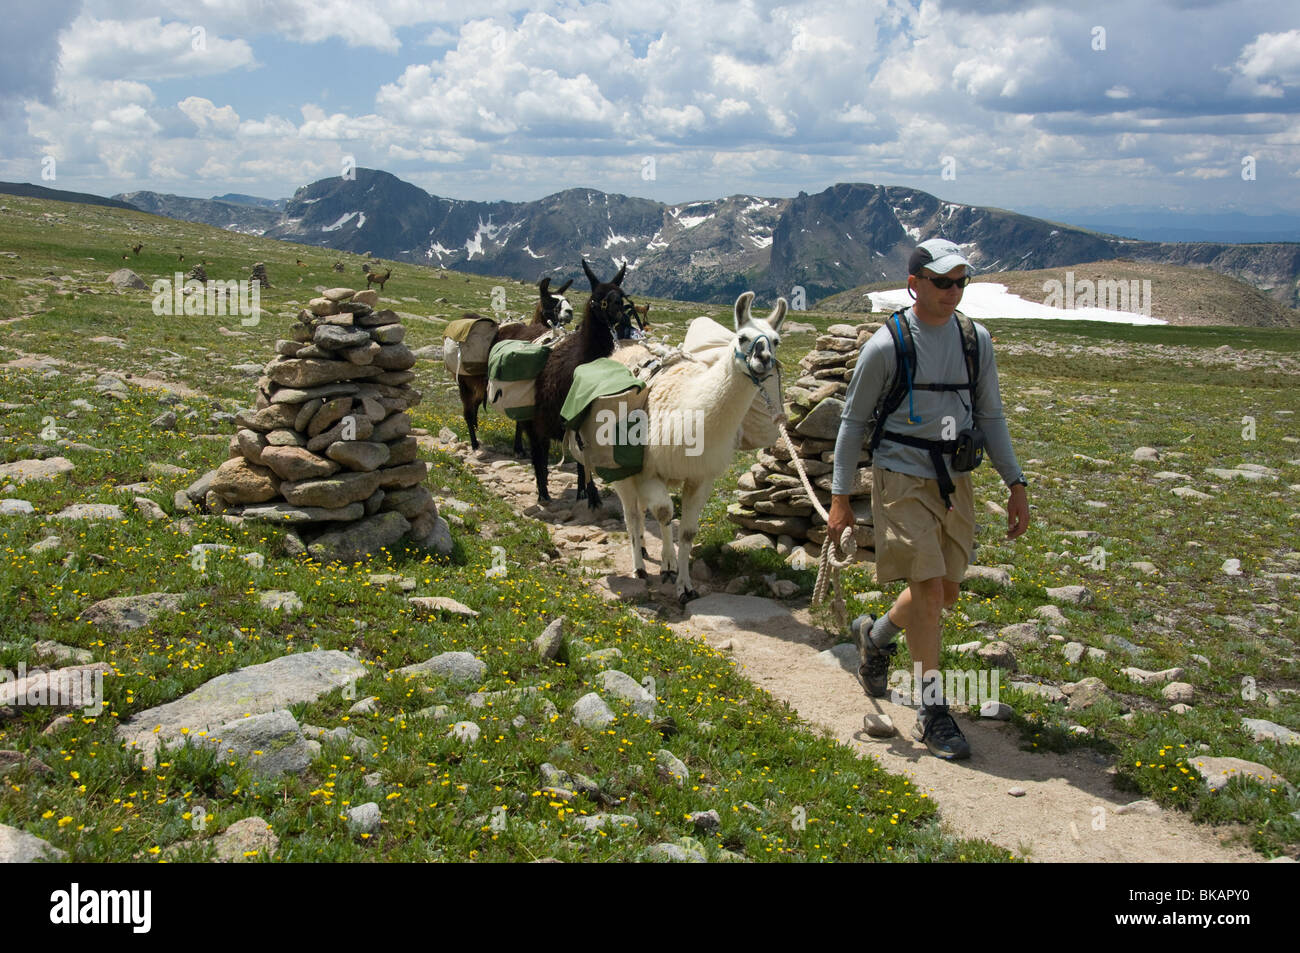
448 439 1261 863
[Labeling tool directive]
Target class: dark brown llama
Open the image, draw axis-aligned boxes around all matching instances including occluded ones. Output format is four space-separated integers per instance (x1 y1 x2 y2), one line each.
456 277 574 453
526 259 627 507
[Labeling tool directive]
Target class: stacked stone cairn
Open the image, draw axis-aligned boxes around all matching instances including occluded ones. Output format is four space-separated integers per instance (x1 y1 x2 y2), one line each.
197 287 448 562
726 321 882 565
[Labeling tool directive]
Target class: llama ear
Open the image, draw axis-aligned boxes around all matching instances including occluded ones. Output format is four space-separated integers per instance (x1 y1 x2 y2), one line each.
734 291 755 330
768 297 787 331
613 261 627 285
556 278 573 294
582 259 599 288
538 277 551 296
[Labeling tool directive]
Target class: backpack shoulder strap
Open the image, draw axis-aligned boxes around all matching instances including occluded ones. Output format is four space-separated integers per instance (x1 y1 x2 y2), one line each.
869 310 915 451
953 309 980 398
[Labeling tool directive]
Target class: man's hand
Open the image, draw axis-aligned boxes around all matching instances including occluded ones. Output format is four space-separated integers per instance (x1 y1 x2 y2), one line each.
1006 484 1030 540
827 494 855 548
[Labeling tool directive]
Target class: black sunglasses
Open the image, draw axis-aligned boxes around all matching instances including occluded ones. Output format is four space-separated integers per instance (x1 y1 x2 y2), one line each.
918 274 971 289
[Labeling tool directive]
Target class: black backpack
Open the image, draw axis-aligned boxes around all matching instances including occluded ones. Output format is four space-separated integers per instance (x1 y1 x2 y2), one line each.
865 308 980 463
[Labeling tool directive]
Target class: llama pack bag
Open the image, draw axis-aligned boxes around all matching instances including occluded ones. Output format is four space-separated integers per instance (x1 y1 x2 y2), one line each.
443 315 499 379
561 358 648 482
487 338 552 421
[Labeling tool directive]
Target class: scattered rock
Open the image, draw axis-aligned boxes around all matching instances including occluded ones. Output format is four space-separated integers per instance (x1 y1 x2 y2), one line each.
1062 677 1108 710
1241 718 1300 746
1114 799 1162 816
82 591 184 632
997 620 1042 647
213 816 278 862
203 709 317 777
1194 756 1292 793
1034 604 1070 629
980 700 1012 720
1010 681 1065 703
690 810 722 833
534 617 566 661
863 713 896 737
654 748 690 785
571 693 615 729
0 823 66 863
407 596 478 618
447 721 480 744
258 590 303 614
347 802 381 835
115 650 367 767
963 565 1011 587
1045 585 1092 606
597 670 656 718
394 651 486 684
975 641 1016 670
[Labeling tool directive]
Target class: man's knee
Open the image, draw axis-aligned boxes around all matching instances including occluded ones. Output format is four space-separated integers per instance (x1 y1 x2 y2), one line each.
909 577 946 615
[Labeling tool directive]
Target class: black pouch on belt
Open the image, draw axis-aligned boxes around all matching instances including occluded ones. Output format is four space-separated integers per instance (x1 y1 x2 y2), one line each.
953 427 985 472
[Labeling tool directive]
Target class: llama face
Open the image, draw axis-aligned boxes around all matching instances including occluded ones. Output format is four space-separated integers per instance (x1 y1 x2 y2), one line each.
581 259 632 333
549 295 574 326
538 277 574 327
731 291 787 382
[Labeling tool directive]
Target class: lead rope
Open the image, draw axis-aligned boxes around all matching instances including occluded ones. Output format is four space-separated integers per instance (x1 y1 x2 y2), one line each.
753 368 857 634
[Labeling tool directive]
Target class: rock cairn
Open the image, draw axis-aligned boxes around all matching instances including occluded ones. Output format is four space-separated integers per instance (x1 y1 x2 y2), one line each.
196 287 449 562
187 264 208 284
727 321 881 563
250 262 271 288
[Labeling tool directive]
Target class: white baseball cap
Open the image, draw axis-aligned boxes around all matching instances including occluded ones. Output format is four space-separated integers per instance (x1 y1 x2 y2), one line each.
908 238 971 276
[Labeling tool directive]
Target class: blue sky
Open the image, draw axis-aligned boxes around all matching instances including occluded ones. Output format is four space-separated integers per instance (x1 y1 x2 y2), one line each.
0 0 1297 215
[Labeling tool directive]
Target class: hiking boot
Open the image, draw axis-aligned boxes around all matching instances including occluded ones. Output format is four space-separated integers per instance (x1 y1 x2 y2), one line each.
850 613 897 699
912 704 971 760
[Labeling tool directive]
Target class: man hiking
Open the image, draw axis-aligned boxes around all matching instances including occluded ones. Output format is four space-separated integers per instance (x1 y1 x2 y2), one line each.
827 238 1030 760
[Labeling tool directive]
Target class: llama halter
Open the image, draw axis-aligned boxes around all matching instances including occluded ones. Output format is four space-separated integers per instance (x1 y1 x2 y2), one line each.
735 332 778 387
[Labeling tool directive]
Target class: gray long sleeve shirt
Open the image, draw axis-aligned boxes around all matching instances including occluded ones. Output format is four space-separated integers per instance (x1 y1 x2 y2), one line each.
831 307 1023 495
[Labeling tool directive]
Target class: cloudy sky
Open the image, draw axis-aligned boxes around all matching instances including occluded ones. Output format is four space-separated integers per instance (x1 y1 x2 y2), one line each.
1 0 1297 216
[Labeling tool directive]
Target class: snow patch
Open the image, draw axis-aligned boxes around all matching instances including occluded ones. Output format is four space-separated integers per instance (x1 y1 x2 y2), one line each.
464 218 503 260
866 282 1166 326
749 233 773 249
322 211 359 232
678 214 712 229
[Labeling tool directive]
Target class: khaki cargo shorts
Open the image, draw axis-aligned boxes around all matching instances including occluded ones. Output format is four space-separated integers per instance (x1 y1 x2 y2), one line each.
871 465 975 584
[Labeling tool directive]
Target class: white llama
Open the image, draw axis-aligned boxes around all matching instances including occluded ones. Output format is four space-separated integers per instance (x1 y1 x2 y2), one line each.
609 291 786 603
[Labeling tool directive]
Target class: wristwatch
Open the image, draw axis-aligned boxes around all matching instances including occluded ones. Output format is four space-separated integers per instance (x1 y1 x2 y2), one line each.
1008 476 1028 490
